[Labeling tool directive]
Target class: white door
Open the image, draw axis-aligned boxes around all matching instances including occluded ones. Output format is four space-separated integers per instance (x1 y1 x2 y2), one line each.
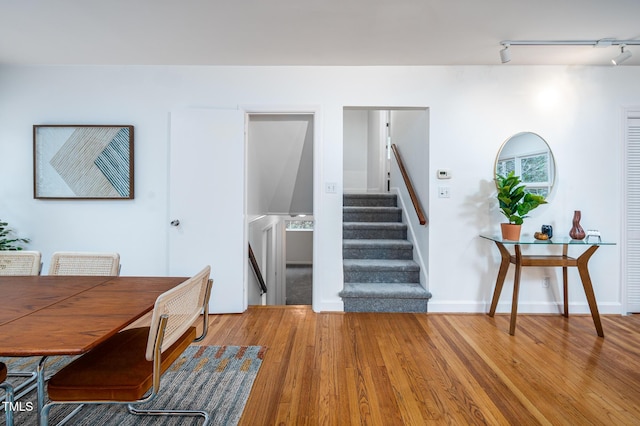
169 108 246 313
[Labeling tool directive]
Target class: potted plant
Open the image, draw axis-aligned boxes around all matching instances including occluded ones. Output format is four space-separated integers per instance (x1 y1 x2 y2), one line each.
495 172 547 240
0 219 30 250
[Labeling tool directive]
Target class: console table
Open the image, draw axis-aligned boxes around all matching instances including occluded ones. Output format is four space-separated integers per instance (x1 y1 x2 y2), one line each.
480 235 615 337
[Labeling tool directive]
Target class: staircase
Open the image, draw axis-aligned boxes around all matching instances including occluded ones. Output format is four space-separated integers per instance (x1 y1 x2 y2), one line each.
339 193 432 312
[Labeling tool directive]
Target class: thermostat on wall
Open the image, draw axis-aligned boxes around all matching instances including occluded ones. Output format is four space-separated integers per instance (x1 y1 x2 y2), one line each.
437 169 452 179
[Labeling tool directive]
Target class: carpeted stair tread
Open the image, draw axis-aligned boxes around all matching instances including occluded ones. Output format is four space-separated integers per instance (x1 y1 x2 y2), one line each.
343 206 401 212
343 206 402 215
343 222 408 240
343 222 407 230
343 259 420 271
343 239 414 260
343 193 397 207
343 239 413 249
343 206 403 223
339 282 431 298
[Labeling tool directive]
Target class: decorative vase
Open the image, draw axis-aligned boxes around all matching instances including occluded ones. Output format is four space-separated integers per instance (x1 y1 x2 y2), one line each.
501 223 522 241
569 210 586 240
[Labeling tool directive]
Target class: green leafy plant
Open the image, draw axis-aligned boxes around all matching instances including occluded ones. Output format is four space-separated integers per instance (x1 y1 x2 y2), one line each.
0 219 30 250
496 172 547 225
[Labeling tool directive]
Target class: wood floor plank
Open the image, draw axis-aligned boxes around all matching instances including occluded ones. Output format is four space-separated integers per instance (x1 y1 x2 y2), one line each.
196 307 640 425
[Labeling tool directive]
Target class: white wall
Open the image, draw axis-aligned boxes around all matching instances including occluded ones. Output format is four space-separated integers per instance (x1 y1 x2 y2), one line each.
389 109 430 279
367 110 385 192
1 65 637 314
286 230 313 264
247 114 313 215
343 109 369 192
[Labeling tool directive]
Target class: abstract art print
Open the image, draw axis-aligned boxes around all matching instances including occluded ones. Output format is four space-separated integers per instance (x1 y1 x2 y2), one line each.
33 125 134 199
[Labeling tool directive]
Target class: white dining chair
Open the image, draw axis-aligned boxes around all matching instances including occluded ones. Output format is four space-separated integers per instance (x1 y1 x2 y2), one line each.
48 252 120 276
0 250 42 276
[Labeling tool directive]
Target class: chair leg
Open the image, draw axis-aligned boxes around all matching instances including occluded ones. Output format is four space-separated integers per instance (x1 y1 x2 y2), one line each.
8 371 38 400
41 400 210 426
41 402 85 426
128 403 210 425
3 356 53 403
1 381 15 426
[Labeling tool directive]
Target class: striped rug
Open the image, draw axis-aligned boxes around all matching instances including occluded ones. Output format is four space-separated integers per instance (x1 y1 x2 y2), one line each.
1 345 266 425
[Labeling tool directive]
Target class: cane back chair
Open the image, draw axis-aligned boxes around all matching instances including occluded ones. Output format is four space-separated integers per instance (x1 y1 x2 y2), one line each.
48 252 120 276
41 266 213 425
0 251 41 276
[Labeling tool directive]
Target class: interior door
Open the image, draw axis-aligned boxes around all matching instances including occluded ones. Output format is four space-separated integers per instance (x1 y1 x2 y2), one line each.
169 108 246 313
625 115 640 313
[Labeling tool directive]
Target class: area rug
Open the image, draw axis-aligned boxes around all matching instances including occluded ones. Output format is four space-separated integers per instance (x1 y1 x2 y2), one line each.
1 345 266 425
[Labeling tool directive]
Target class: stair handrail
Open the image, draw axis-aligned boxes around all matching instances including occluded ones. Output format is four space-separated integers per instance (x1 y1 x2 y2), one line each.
391 144 428 226
248 243 268 295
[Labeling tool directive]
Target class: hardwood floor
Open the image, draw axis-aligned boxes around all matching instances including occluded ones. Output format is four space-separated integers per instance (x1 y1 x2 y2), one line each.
197 307 640 425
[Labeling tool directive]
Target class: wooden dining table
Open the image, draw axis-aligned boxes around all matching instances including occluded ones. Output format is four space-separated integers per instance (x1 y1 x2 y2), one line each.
0 275 188 424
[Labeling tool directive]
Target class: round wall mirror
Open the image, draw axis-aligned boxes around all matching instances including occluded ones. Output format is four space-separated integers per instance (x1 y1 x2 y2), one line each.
494 132 556 198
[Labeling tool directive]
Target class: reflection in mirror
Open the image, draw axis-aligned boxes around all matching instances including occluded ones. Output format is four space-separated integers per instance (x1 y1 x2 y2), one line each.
495 132 555 198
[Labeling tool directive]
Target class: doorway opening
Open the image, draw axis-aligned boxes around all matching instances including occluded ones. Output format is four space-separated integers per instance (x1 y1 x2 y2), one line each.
285 218 313 305
246 113 314 306
342 106 431 283
343 107 429 196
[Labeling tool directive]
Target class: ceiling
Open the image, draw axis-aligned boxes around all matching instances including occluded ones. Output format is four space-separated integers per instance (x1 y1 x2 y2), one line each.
1 0 639 66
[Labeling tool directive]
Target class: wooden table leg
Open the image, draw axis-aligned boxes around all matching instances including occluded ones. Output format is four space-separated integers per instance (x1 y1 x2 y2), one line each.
562 245 569 317
509 245 523 335
488 241 511 317
576 245 604 337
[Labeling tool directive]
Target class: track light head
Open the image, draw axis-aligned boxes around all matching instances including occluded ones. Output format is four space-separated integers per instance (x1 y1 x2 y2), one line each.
612 44 632 65
500 44 511 64
499 38 640 65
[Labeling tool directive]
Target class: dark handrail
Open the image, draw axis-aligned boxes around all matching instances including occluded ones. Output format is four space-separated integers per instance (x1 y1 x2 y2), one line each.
248 243 268 295
391 144 428 226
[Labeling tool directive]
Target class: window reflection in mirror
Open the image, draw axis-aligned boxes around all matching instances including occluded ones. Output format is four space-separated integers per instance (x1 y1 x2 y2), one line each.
495 132 555 198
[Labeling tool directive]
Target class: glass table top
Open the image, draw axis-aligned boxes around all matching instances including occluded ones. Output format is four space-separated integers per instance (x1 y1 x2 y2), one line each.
480 235 615 245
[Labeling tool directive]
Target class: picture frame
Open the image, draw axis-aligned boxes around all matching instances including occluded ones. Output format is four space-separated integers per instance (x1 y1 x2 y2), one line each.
33 125 134 199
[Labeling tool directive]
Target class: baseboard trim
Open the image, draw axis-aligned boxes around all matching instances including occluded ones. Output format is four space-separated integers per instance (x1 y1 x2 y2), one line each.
316 300 345 312
428 301 624 315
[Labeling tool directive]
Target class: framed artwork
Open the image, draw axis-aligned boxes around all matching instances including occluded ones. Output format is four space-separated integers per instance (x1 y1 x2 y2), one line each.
33 125 134 199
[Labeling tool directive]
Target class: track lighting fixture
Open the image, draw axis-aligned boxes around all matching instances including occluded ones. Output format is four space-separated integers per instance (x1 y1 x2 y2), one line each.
499 44 511 64
612 44 632 65
499 38 639 65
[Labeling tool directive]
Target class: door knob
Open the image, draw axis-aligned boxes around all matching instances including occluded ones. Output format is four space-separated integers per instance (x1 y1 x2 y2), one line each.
170 220 180 226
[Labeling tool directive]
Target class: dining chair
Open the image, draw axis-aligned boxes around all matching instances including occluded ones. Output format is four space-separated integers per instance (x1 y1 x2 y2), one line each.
48 252 120 276
1 362 15 426
0 250 42 275
0 250 42 401
41 265 213 426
